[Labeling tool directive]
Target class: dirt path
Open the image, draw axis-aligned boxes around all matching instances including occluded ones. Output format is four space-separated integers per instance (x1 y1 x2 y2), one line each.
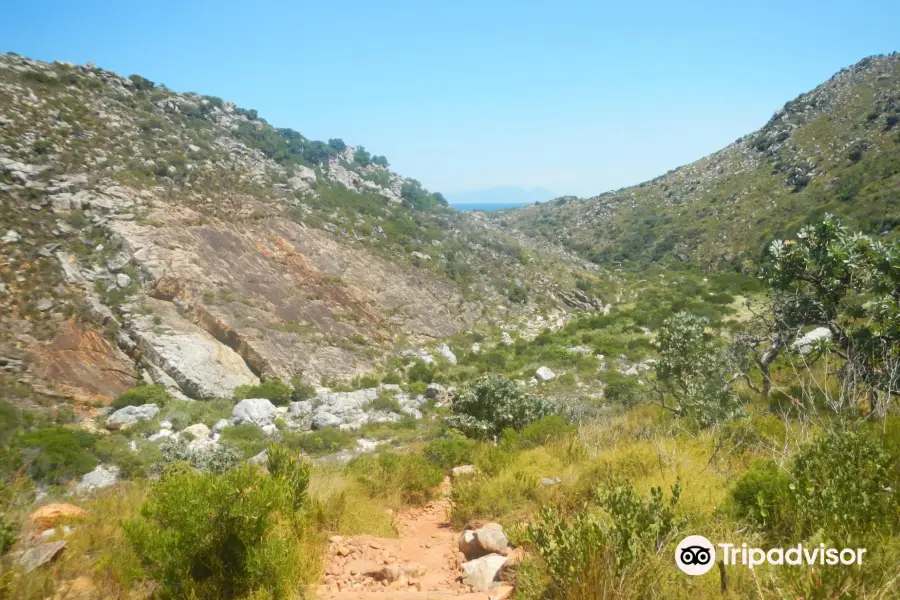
316 479 510 600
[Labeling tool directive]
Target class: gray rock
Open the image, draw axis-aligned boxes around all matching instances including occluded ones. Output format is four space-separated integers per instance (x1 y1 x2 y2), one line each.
231 398 278 427
461 553 508 591
424 383 446 400
535 366 556 381
116 273 132 288
148 429 173 442
36 298 54 311
791 327 832 355
2 230 21 244
248 449 268 465
475 527 509 554
459 530 481 559
567 345 593 354
212 418 230 434
179 423 211 442
75 465 119 493
106 254 129 272
311 411 342 429
261 423 278 437
288 400 313 417
16 541 66 573
451 464 477 478
540 476 562 486
436 343 457 365
106 404 159 430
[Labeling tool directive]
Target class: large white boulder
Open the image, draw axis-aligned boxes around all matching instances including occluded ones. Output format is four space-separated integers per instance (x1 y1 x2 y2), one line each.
535 366 556 381
231 398 278 427
106 404 159 430
461 553 508 591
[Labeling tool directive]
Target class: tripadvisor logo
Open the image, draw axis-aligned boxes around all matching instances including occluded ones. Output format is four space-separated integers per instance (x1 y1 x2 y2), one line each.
675 535 867 575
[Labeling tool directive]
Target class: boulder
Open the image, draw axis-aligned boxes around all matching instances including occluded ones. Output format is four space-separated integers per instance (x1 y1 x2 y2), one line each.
106 404 159 430
311 411 342 429
248 449 268 465
424 383 446 400
116 273 132 288
288 400 313 417
436 343 457 365
16 541 67 573
75 466 118 493
179 423 212 442
451 464 477 478
459 530 481 559
28 504 86 533
231 398 277 427
2 230 21 244
475 526 509 554
461 553 508 591
791 327 832 355
535 366 556 381
212 418 230 434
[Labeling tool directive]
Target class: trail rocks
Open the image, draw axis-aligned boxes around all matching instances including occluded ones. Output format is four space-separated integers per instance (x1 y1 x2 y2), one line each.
474 526 509 554
231 398 278 427
461 553 508 591
105 404 159 430
2 230 21 243
75 466 119 493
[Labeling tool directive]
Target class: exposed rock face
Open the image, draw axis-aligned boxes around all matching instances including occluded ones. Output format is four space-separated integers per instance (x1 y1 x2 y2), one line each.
16 541 67 573
106 404 159 430
128 303 259 400
308 386 426 430
436 343 457 365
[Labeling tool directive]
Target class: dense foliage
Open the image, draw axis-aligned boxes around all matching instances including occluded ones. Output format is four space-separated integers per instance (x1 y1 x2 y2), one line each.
445 375 556 440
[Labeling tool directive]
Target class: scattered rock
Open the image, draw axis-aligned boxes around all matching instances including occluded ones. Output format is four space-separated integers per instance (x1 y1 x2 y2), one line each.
539 476 562 486
16 541 67 573
116 273 132 288
535 366 556 381
461 553 508 591
248 449 268 465
791 326 833 355
451 464 477 478
436 343 457 365
106 404 159 430
36 298 54 311
311 411 342 429
212 418 230 434
75 466 118 493
424 382 447 400
2 230 20 244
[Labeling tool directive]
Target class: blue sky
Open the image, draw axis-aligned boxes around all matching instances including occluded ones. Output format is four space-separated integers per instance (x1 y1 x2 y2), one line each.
3 1 898 197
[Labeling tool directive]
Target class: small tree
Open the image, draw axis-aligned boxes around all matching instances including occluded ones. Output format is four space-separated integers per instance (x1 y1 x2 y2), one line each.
445 375 556 439
653 312 744 426
749 215 899 415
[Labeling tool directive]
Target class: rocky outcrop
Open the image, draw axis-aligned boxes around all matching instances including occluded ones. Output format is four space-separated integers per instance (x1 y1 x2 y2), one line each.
106 405 159 430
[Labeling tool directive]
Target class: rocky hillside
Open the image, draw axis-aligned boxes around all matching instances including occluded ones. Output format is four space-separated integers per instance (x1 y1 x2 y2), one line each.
0 53 595 406
492 53 900 269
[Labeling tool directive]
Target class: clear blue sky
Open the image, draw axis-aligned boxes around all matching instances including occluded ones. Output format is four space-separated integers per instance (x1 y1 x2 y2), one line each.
3 1 898 197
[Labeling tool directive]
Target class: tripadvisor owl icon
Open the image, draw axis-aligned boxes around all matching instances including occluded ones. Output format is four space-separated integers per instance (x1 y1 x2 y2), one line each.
676 535 716 575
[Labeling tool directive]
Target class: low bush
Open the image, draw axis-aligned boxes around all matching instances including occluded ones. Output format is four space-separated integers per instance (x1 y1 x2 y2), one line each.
346 452 443 506
233 380 293 406
157 439 242 474
365 389 403 414
423 433 478 469
727 459 791 533
266 443 310 511
124 464 316 599
16 427 98 484
286 428 355 456
501 416 574 450
445 375 556 440
112 384 172 410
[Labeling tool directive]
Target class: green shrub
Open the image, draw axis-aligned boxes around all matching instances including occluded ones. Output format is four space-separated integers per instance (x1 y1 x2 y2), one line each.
445 375 556 440
157 438 243 474
289 377 316 402
347 452 443 506
407 360 435 383
365 389 402 414
16 427 98 484
112 384 173 410
266 443 310 510
501 416 574 450
124 465 310 599
789 429 896 540
288 428 355 456
728 459 791 533
218 424 269 458
234 380 293 406
603 375 643 407
423 434 478 469
0 512 17 555
655 312 744 426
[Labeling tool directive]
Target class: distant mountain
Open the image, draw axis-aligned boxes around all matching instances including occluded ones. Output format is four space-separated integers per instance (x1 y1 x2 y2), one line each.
494 53 900 268
447 186 557 208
